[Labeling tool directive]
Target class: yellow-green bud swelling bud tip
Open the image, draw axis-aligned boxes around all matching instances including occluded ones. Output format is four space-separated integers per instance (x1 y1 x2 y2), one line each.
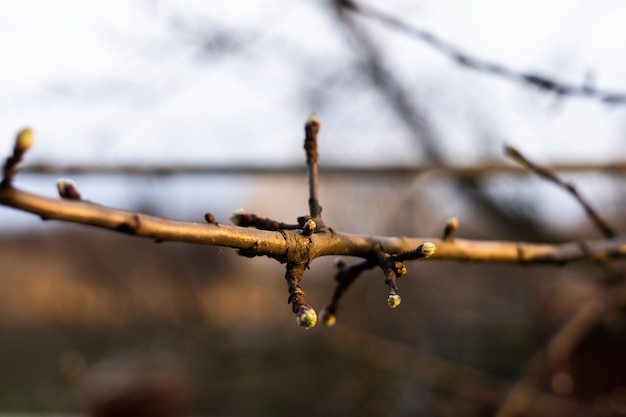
306 113 320 126
420 242 437 258
14 128 34 153
319 307 336 326
447 217 459 229
296 305 317 329
387 294 401 308
56 179 74 194
303 219 316 236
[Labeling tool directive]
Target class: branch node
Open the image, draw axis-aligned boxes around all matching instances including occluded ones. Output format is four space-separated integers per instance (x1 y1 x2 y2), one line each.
116 215 140 235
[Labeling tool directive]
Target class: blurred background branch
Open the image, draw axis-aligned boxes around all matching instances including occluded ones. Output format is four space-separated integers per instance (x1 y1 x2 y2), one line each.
343 0 626 105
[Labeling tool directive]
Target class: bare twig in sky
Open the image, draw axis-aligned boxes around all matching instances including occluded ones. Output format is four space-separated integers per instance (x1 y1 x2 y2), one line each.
339 0 626 105
17 162 626 178
505 144 617 238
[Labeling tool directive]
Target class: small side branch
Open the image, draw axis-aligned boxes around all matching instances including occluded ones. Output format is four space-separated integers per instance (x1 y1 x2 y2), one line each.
320 258 377 325
285 262 317 328
442 217 459 242
505 144 617 238
304 114 324 226
376 242 437 308
230 208 300 230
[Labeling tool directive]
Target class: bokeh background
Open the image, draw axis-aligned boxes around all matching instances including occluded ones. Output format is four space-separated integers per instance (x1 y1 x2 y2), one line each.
1 1 626 416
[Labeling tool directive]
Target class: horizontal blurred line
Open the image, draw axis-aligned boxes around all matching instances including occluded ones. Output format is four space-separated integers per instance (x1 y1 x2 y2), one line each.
17 162 626 177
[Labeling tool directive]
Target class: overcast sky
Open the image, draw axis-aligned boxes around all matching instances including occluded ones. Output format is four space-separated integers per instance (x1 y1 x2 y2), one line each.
1 0 626 230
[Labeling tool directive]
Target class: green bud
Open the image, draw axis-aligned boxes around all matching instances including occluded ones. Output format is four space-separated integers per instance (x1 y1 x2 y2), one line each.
296 305 317 329
56 179 81 200
302 218 316 236
306 113 320 126
14 128 34 153
319 307 336 326
420 242 437 258
387 294 401 309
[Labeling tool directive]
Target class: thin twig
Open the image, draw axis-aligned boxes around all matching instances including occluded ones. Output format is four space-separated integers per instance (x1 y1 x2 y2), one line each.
304 114 324 224
339 0 626 105
505 144 617 238
285 262 317 328
320 259 377 325
442 217 459 242
16 161 626 177
230 208 300 230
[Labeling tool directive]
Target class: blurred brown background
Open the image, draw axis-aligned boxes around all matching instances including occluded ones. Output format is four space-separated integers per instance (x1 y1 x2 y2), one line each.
2 171 626 417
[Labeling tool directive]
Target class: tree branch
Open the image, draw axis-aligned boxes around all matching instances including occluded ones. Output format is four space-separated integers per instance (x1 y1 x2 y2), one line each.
2 185 626 265
339 0 626 105
505 144 617 238
16 161 626 178
3 118 626 329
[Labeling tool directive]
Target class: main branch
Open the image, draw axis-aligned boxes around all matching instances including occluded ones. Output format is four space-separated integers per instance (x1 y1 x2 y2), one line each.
1 186 625 265
2 120 625 328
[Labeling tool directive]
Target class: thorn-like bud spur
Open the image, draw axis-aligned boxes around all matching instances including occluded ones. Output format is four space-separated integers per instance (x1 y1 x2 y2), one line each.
302 218 316 236
56 179 81 200
443 217 459 241
319 306 337 326
387 294 401 309
296 305 317 329
14 128 34 154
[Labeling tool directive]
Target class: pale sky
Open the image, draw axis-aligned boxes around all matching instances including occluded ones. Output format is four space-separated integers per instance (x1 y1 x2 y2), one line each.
1 0 625 230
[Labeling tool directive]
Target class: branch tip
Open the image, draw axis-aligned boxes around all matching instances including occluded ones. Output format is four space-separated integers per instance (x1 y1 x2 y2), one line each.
305 113 321 131
442 217 459 241
387 294 401 308
14 128 34 154
319 306 337 326
296 305 317 329
420 242 437 258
